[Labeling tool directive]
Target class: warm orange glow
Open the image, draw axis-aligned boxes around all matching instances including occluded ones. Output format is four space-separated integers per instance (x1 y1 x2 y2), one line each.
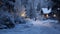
21 12 26 17
46 14 48 18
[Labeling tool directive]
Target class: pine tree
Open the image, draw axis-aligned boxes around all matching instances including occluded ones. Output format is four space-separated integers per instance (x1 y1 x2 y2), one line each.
0 0 15 29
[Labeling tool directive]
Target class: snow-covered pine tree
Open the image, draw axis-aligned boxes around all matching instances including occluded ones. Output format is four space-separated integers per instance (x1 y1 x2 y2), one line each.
0 0 15 29
25 0 38 20
14 0 27 24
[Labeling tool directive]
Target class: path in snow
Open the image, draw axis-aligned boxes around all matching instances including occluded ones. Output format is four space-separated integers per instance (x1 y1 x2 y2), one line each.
0 19 60 34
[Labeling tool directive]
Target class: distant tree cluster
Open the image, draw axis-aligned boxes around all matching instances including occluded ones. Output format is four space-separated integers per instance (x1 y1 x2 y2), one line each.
0 0 28 29
52 0 60 23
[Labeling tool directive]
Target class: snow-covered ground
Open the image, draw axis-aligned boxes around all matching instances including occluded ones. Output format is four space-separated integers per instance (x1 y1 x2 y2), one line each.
0 19 60 34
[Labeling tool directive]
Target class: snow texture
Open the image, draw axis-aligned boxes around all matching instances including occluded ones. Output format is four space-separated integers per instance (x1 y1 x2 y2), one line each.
0 19 60 34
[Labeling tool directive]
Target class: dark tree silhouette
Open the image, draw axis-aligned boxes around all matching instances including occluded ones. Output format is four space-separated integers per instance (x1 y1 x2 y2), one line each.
52 0 60 23
0 0 15 29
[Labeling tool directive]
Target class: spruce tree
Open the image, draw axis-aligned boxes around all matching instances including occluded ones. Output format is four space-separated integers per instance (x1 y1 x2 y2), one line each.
0 0 15 29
